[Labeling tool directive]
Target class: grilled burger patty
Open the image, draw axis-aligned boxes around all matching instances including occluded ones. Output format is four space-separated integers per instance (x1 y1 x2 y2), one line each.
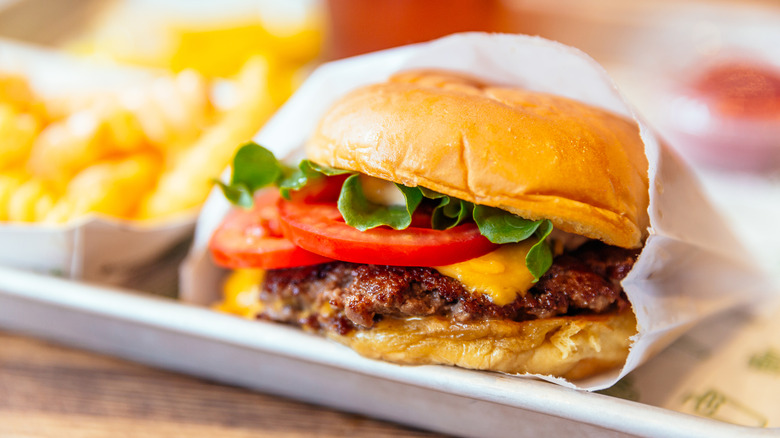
256 242 639 335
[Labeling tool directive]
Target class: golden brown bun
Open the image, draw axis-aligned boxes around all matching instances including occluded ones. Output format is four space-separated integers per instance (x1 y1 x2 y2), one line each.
307 70 649 248
329 307 637 380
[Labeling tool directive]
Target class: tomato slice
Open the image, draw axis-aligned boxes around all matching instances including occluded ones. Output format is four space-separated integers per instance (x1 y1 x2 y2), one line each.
277 199 499 266
210 190 333 269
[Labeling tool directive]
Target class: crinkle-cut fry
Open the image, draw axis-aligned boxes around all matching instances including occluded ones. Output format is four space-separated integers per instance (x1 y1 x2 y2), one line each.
44 152 161 223
117 69 213 155
0 74 36 112
161 70 211 135
0 171 27 221
27 109 104 183
137 58 276 220
39 93 106 122
0 104 40 170
29 95 159 182
135 118 253 219
6 177 57 222
95 98 148 154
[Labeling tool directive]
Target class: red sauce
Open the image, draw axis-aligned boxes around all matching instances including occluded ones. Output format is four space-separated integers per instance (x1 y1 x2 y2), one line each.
691 62 780 119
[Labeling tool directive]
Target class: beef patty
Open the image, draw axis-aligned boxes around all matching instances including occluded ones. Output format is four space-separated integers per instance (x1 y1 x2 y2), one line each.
256 241 639 335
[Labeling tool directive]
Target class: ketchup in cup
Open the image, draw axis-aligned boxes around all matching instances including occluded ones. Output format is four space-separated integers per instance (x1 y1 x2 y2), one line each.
665 61 780 171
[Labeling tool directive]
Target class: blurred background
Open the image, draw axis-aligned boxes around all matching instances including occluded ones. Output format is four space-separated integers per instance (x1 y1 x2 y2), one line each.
0 0 778 280
1 1 779 434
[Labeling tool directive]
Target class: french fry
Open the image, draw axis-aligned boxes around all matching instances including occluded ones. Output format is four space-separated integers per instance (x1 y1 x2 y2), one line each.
1 34 313 225
5 69 215 222
38 94 104 122
27 110 104 183
96 99 148 154
0 104 40 170
117 70 212 155
0 171 26 221
157 70 211 141
135 117 253 219
6 177 57 222
138 57 276 219
0 74 35 112
44 152 161 223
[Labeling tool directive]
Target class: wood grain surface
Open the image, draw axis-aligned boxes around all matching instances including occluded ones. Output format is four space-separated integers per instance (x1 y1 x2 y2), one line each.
0 331 445 438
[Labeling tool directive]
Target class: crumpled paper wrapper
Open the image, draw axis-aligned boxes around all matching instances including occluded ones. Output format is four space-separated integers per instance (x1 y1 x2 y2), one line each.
0 40 195 285
181 33 773 390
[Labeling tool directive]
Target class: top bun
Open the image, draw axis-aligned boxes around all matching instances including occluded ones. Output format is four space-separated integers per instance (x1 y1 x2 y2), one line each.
306 70 649 248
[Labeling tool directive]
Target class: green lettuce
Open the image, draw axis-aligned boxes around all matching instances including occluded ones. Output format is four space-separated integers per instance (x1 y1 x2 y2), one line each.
526 219 554 281
472 205 543 243
337 175 423 231
215 143 285 208
216 143 351 206
472 206 553 280
418 187 473 230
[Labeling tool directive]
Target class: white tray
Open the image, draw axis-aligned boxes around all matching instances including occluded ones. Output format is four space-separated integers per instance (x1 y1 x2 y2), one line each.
0 266 774 438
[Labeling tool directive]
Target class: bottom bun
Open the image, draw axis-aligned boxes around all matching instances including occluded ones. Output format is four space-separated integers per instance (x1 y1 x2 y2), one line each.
327 308 637 380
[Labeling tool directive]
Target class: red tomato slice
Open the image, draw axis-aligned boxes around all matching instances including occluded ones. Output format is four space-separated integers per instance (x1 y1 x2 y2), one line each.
210 190 333 269
277 199 499 266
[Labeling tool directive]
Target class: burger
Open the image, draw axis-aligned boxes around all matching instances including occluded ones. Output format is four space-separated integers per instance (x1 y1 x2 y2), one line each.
210 70 649 380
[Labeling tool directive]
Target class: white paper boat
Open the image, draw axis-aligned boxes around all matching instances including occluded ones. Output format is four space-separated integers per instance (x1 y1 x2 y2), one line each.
0 40 196 284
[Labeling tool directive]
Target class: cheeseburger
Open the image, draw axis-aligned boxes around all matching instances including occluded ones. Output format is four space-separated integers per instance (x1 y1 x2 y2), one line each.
210 70 649 380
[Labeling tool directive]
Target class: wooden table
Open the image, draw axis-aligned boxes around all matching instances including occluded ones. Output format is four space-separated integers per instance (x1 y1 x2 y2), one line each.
0 331 444 437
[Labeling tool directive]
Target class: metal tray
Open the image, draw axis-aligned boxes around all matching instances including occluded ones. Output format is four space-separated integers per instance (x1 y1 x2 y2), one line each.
0 266 774 438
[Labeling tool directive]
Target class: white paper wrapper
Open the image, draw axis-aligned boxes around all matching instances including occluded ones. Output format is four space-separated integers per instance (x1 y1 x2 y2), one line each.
0 40 195 285
181 33 773 390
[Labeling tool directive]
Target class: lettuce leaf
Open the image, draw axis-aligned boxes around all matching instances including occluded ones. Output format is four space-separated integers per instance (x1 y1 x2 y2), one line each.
337 175 422 230
216 142 352 206
418 187 473 230
526 219 554 281
215 142 286 208
472 205 544 243
472 205 554 280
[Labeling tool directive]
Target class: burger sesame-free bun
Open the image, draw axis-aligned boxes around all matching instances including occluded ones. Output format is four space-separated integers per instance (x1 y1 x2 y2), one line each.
306 70 649 249
329 307 637 380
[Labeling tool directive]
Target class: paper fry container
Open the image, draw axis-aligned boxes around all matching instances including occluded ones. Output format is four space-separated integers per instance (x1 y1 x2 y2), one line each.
0 40 195 285
182 33 772 390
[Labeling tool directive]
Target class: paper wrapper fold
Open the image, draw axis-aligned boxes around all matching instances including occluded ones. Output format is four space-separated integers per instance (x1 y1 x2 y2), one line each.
181 33 772 390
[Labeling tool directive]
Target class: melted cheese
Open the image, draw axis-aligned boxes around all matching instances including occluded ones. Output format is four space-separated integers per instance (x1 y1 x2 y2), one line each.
217 268 332 328
434 241 536 306
215 268 265 318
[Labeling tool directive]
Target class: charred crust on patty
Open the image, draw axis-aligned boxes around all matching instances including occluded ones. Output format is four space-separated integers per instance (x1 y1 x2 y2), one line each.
256 241 638 336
